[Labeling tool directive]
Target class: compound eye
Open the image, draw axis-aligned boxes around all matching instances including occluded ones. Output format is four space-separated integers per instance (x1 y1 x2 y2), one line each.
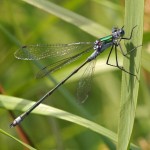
112 27 117 32
120 29 125 36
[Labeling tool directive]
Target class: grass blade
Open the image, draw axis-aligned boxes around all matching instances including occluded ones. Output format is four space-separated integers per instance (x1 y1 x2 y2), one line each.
22 0 110 37
0 95 116 141
117 0 144 150
0 129 36 150
0 95 139 149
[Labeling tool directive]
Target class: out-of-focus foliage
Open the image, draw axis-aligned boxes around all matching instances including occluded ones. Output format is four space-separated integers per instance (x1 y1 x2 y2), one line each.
0 0 149 150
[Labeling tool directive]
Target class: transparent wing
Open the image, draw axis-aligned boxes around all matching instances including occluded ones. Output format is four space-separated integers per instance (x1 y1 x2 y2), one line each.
36 47 93 78
76 59 96 103
14 42 94 60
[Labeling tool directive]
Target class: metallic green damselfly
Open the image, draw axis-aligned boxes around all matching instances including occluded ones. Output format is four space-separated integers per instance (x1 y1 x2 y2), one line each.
10 26 139 127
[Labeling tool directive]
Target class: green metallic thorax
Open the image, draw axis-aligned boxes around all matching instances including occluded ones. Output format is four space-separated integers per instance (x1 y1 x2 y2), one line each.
99 35 112 43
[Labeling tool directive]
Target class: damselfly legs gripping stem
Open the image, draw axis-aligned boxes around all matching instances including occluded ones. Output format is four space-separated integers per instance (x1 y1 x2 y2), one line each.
10 26 139 127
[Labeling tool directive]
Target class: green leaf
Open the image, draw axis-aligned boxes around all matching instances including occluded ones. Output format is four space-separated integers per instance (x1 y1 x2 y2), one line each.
117 0 144 150
22 0 110 37
0 129 36 150
0 95 139 149
0 95 116 140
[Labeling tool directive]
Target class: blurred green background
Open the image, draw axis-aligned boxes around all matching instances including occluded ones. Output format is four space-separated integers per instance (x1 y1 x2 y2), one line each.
0 0 150 150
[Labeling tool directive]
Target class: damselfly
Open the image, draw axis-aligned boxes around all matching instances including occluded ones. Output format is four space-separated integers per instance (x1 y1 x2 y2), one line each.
10 26 138 127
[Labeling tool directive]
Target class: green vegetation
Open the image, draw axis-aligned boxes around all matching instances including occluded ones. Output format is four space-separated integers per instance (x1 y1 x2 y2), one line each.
0 0 149 150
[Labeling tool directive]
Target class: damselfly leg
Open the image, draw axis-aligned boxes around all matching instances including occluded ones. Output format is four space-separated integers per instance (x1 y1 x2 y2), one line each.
106 26 141 78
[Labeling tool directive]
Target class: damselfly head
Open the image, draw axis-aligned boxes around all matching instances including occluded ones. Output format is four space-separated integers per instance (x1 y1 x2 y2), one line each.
112 27 125 39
